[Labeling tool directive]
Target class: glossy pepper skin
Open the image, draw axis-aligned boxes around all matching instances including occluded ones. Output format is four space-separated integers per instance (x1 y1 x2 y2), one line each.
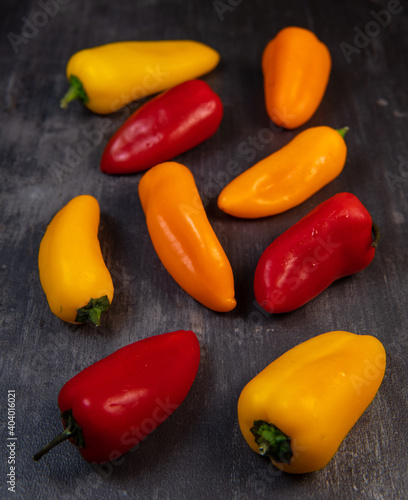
60 40 220 114
262 27 331 129
101 79 223 174
218 126 348 218
34 330 200 464
38 195 114 325
254 193 379 314
238 331 386 474
138 162 236 312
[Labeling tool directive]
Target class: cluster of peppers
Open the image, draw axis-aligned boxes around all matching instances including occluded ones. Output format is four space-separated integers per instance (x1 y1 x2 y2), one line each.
35 29 386 473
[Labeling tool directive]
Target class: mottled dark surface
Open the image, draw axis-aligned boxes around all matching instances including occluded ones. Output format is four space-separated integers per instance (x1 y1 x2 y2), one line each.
1 1 407 499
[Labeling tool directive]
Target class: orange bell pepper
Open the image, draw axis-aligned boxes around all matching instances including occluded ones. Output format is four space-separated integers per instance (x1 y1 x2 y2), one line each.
262 26 331 129
138 162 236 312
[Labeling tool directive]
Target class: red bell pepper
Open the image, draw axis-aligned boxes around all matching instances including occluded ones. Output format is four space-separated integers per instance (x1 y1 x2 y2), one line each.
33 330 200 464
254 193 380 314
100 79 223 174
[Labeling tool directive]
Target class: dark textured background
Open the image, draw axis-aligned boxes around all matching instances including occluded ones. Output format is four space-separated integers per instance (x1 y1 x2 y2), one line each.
1 0 408 499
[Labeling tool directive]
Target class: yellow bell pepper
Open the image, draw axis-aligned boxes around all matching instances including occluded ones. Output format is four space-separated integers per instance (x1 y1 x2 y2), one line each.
237 331 386 473
217 126 348 218
138 161 236 312
60 40 220 114
38 195 114 325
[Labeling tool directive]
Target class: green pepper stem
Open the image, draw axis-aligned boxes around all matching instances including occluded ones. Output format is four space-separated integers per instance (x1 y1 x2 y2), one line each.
336 126 350 139
60 75 89 109
250 420 292 464
33 410 84 461
372 222 380 248
75 295 111 326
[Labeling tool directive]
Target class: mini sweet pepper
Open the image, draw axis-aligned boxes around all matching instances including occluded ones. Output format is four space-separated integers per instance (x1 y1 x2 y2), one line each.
34 330 200 463
38 195 114 325
101 79 223 174
262 26 331 129
138 161 236 312
60 40 220 114
238 331 386 473
254 192 379 313
218 126 348 218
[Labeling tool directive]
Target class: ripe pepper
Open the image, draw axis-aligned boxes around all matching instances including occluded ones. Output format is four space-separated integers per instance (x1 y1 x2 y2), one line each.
60 40 220 114
100 79 223 174
237 330 386 474
217 126 348 218
38 195 114 325
34 330 200 463
262 26 331 129
138 162 236 312
254 193 379 314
